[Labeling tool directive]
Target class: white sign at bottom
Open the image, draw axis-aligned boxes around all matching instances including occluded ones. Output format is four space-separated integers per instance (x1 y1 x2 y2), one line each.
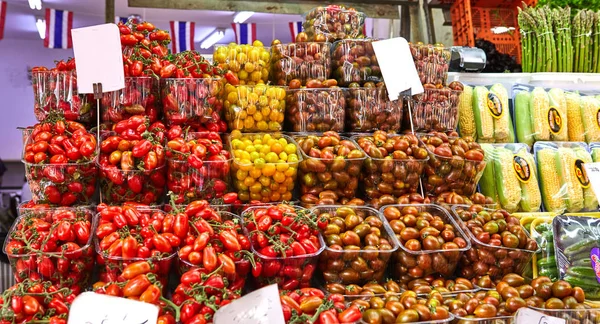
213 284 284 324
67 292 159 324
514 308 566 324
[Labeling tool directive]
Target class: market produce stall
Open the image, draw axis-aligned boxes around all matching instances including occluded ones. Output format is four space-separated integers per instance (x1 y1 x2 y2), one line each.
7 2 600 324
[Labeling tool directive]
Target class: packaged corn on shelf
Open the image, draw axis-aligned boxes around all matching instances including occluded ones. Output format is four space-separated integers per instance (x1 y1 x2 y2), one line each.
457 83 515 143
534 142 598 213
478 143 541 213
514 84 600 146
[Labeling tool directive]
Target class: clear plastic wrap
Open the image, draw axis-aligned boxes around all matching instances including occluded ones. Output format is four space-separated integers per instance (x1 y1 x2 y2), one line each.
313 205 398 285
331 39 381 86
381 204 470 282
285 88 346 132
409 43 451 87
302 5 365 42
100 77 160 125
31 70 95 124
345 86 403 132
528 306 600 323
270 42 332 87
224 85 286 132
229 133 302 202
478 143 542 213
213 43 271 85
409 86 462 132
161 78 224 127
294 134 365 205
527 215 559 280
469 84 516 143
419 133 487 197
553 215 600 300
513 85 570 147
534 141 597 213
592 142 600 162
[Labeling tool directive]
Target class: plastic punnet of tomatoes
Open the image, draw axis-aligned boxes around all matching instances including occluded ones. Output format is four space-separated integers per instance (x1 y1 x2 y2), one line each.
351 290 453 323
381 204 470 282
294 132 365 205
444 291 514 323
303 5 365 42
4 207 96 291
451 205 538 280
314 205 398 285
0 280 75 324
323 281 402 301
161 78 224 128
213 42 271 86
94 206 177 286
345 86 403 132
100 77 160 125
270 42 332 87
279 289 363 323
31 67 95 125
166 132 232 204
229 132 302 202
223 85 286 132
285 87 346 132
400 276 479 297
22 119 98 206
332 39 382 87
354 132 428 200
176 209 252 289
429 192 498 212
419 132 487 197
243 204 325 290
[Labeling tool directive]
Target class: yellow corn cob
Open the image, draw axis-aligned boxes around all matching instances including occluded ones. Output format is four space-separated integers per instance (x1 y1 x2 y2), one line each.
473 86 495 142
537 148 566 212
531 87 551 141
574 147 598 211
581 96 600 142
490 84 510 142
548 88 569 141
458 85 476 140
566 92 585 142
479 144 499 203
556 147 584 212
494 147 522 212
515 148 542 212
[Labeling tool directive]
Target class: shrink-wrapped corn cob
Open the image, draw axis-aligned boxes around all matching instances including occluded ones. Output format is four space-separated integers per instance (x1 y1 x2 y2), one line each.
472 84 514 143
573 147 597 211
458 85 476 139
581 96 600 142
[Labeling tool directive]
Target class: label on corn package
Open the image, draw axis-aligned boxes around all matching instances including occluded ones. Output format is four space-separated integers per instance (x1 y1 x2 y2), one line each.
575 159 591 189
486 92 503 119
513 155 531 183
547 106 563 134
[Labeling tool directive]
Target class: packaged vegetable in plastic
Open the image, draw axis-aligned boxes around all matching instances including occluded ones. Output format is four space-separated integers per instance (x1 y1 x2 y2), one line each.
534 142 594 213
581 96 600 142
529 216 559 280
553 215 600 300
458 85 476 140
514 85 569 145
302 5 365 42
472 84 515 143
478 143 542 212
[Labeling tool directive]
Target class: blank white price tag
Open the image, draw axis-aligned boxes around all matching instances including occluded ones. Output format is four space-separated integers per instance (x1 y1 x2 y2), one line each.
371 37 423 101
72 23 125 94
514 308 565 324
213 284 284 324
583 162 600 202
67 292 159 324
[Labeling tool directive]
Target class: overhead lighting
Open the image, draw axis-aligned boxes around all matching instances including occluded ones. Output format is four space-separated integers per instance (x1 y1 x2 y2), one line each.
36 18 46 39
28 0 42 10
200 29 225 49
233 11 254 23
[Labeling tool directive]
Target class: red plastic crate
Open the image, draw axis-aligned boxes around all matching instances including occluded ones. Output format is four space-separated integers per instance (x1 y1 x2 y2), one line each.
451 0 537 64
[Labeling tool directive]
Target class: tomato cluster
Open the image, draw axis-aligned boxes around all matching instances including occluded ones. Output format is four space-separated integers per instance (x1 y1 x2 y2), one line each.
0 280 75 324
4 208 94 291
98 115 166 204
166 130 232 204
94 204 181 284
31 59 95 124
280 289 362 324
23 119 98 206
117 21 171 78
243 204 325 290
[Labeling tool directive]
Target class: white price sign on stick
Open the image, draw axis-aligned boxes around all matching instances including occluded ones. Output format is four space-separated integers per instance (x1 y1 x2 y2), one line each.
213 284 284 324
583 162 600 202
67 292 159 324
371 37 423 101
514 307 566 324
71 23 125 94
